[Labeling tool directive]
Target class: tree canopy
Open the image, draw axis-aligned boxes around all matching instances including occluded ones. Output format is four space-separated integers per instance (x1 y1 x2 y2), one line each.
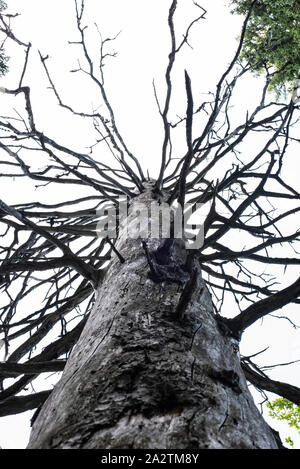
231 0 300 91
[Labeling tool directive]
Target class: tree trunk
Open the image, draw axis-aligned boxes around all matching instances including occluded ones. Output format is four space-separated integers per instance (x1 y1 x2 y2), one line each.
27 185 279 449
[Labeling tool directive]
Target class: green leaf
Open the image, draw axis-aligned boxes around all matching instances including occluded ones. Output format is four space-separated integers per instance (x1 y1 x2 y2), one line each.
267 398 300 432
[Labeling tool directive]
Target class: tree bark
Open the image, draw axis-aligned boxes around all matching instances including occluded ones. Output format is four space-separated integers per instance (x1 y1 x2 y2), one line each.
27 185 279 449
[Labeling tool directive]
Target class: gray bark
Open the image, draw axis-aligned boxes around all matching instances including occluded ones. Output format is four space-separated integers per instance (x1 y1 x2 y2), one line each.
27 185 279 449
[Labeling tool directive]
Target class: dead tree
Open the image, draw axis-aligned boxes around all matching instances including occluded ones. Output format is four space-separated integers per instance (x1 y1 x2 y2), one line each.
0 0 299 449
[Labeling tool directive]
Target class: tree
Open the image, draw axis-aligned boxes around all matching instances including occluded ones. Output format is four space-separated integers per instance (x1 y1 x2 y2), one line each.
0 0 299 449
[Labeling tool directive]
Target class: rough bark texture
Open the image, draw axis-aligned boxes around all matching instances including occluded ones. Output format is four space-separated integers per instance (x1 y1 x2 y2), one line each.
27 185 279 449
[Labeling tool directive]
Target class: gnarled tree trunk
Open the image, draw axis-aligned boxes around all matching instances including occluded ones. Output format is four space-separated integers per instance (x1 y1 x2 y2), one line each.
27 186 279 449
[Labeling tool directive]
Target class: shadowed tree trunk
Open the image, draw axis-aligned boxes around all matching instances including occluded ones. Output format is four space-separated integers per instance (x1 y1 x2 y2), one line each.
27 185 278 449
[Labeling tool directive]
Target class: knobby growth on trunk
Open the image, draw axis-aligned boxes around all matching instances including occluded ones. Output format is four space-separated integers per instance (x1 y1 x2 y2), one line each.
0 0 299 449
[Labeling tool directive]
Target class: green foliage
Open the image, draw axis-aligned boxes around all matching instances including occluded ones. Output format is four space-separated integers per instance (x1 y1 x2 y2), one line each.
0 0 8 77
230 0 300 92
267 398 300 447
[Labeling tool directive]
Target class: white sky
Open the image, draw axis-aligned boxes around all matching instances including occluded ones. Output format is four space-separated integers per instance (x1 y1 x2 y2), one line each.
0 0 299 449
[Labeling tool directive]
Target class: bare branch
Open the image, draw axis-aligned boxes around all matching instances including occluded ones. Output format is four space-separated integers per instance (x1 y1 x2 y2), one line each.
0 390 51 417
242 361 300 406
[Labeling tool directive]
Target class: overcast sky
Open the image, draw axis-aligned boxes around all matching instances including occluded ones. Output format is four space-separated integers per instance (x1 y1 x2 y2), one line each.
0 0 299 449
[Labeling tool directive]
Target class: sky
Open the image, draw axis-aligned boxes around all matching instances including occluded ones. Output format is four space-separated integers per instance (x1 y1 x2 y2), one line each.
0 0 299 449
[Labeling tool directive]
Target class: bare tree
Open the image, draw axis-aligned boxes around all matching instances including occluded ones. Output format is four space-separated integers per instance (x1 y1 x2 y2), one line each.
0 0 299 449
